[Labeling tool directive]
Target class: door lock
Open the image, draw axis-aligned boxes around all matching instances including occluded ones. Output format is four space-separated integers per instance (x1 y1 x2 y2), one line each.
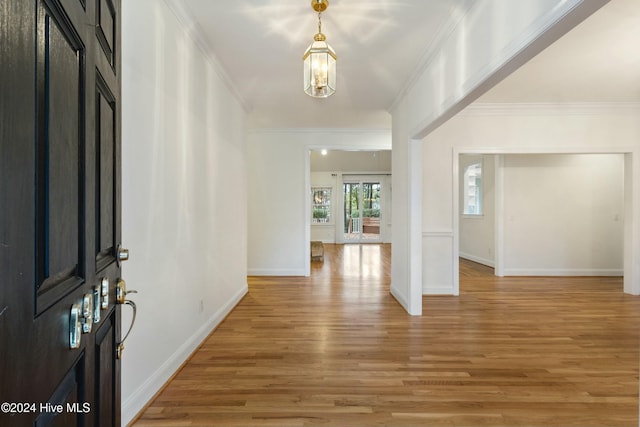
117 245 129 266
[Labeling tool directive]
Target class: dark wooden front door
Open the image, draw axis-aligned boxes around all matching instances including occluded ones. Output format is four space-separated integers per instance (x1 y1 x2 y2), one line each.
1 0 122 425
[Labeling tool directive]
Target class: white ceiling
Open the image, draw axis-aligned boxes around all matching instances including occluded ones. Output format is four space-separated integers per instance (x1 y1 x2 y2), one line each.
170 0 639 116
170 0 474 113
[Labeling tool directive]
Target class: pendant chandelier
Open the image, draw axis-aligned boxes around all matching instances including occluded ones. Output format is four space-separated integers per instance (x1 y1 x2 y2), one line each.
303 0 336 98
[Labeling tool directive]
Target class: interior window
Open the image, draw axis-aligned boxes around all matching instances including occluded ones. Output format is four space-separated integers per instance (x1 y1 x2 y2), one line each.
463 162 482 215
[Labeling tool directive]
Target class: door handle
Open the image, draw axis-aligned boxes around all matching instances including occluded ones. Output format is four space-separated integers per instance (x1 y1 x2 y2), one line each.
116 279 137 359
116 300 137 359
116 279 137 304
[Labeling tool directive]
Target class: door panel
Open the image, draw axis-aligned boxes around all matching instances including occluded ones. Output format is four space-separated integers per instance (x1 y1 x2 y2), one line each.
36 0 85 314
1 0 122 426
361 182 381 242
343 183 361 242
96 0 116 67
34 357 85 427
96 75 117 271
95 311 118 426
343 177 383 243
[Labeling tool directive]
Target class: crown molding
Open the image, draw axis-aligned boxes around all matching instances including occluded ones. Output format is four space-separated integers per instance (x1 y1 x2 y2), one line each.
247 127 392 135
162 0 250 112
461 102 640 116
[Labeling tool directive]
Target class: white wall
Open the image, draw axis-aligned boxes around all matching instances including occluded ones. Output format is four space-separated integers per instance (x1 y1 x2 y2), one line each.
502 153 624 276
310 150 392 172
247 129 391 276
121 1 248 424
459 154 496 267
422 103 640 295
391 97 423 315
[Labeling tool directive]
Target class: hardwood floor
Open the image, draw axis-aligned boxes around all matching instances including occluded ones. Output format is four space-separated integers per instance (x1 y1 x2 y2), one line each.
132 246 640 426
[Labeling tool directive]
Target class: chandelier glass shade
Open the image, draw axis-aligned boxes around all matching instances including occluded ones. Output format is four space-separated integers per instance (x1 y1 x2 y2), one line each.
303 1 336 98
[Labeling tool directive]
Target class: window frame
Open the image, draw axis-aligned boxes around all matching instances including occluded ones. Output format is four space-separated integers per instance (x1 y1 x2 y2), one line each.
311 186 333 225
462 160 483 217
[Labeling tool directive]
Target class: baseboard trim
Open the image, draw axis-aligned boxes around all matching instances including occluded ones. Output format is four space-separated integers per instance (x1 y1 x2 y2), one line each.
459 252 495 268
502 268 623 277
122 284 248 426
390 285 408 311
248 268 307 276
422 285 456 295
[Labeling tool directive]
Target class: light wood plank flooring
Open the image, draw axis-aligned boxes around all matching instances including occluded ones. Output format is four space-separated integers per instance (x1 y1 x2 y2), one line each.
132 244 640 426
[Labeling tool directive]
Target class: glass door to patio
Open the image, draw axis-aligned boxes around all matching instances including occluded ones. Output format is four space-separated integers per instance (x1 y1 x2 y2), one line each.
343 178 381 243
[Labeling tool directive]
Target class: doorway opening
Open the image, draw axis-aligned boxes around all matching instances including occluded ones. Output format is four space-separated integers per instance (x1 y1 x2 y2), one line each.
456 152 626 292
308 149 391 250
343 177 382 243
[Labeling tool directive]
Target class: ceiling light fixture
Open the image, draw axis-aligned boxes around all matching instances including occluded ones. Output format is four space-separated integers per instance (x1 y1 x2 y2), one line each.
303 0 336 98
